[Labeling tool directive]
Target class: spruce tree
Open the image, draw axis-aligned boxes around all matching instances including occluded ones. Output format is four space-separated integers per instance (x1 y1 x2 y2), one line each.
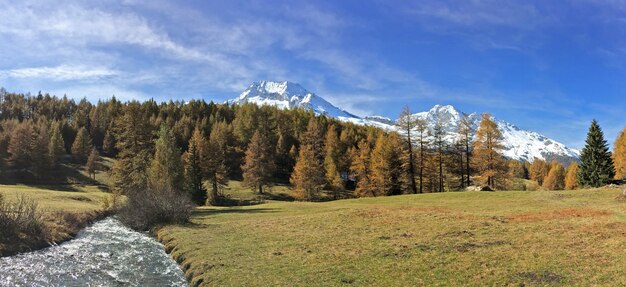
613 127 626 180
147 125 184 191
71 127 93 163
577 120 615 187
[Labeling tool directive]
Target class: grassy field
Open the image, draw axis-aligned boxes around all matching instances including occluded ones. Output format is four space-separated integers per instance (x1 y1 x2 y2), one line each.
0 184 109 213
159 186 626 286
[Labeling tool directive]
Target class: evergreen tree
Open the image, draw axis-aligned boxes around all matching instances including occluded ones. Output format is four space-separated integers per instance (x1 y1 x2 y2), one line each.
184 129 207 205
48 121 66 166
564 162 579 190
396 106 418 194
86 148 100 179
577 120 615 187
543 162 565 190
471 113 507 189
291 145 325 201
351 140 374 197
613 127 626 180
147 125 184 191
323 125 344 197
71 127 92 163
112 103 153 194
242 130 275 193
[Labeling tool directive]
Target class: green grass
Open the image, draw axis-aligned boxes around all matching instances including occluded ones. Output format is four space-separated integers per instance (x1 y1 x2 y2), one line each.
0 184 109 212
159 187 626 286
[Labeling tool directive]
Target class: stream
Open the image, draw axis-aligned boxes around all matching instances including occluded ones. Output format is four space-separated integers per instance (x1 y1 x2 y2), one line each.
0 217 187 286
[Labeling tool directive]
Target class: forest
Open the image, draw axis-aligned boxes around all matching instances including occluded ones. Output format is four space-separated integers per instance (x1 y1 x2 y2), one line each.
0 89 623 205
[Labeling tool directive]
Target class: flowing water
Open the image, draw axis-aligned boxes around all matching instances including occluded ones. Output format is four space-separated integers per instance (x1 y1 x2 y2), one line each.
0 217 187 286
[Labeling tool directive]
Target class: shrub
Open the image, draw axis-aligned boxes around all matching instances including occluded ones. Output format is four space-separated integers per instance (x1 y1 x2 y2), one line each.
0 194 45 243
118 187 193 230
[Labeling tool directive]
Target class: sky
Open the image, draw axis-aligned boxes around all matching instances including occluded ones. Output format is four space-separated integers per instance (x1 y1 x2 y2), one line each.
1 0 625 149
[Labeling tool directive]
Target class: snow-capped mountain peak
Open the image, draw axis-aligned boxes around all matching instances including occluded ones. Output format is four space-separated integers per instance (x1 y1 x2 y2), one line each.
228 81 357 119
228 81 579 163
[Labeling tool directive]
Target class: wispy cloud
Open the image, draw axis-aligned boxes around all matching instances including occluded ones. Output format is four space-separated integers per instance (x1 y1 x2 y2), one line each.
1 65 118 81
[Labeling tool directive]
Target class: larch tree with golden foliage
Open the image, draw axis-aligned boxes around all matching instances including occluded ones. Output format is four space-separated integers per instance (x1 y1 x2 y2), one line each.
396 106 418 194
565 162 579 190
242 130 275 194
324 125 344 197
370 133 403 196
206 124 229 205
613 126 626 180
351 140 374 197
543 162 565 190
291 145 325 201
529 159 548 186
471 113 507 188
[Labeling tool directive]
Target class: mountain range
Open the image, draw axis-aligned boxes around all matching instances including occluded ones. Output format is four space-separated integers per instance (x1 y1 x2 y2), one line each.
228 81 580 163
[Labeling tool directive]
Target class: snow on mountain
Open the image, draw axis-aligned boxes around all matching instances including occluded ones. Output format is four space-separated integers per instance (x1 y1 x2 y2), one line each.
228 81 579 163
228 81 358 119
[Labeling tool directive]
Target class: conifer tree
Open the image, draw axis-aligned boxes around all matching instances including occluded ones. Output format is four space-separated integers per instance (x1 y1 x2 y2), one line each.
415 119 429 193
48 121 66 166
370 133 403 196
206 125 229 205
396 106 418 194
577 120 615 187
8 122 33 168
507 160 526 179
147 125 184 191
184 129 207 205
291 145 325 201
543 162 565 190
242 130 275 193
432 120 446 192
613 127 626 180
351 140 374 197
529 159 548 186
102 128 117 156
323 125 344 197
565 162 579 190
302 117 325 162
86 148 100 179
112 103 153 194
458 113 474 188
71 127 93 163
471 113 507 188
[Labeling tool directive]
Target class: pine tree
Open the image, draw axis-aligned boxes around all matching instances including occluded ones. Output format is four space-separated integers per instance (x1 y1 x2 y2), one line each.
529 159 548 186
323 125 344 197
291 145 325 201
396 106 418 194
543 162 565 190
577 120 615 187
184 129 207 205
613 126 626 180
86 148 100 179
471 113 507 189
147 125 184 191
242 130 275 194
71 127 92 163
48 121 66 166
564 162 579 190
351 140 374 197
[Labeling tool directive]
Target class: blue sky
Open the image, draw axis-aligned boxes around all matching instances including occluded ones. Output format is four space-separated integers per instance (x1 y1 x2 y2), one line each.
1 0 625 148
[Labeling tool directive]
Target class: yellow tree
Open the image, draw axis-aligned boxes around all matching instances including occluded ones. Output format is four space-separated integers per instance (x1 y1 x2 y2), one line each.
324 125 344 197
613 127 626 180
242 130 275 194
564 162 579 190
351 140 374 197
543 162 565 190
370 133 403 196
529 159 548 186
291 145 325 201
471 113 507 188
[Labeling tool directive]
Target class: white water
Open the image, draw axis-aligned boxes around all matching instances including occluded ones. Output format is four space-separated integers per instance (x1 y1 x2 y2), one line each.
0 217 187 286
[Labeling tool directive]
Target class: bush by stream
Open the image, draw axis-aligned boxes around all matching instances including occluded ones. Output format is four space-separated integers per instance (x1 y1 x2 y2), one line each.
118 188 193 231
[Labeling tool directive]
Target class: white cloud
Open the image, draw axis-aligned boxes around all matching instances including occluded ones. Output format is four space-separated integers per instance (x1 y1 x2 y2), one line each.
1 65 118 81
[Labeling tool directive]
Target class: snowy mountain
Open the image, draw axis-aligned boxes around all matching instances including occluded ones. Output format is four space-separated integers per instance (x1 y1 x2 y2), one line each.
228 81 579 163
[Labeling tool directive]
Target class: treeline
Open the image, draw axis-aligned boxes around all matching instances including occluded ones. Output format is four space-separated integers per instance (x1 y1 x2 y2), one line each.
0 89 624 204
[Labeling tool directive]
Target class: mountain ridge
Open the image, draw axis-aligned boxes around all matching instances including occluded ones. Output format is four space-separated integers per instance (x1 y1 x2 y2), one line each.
228 81 579 163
